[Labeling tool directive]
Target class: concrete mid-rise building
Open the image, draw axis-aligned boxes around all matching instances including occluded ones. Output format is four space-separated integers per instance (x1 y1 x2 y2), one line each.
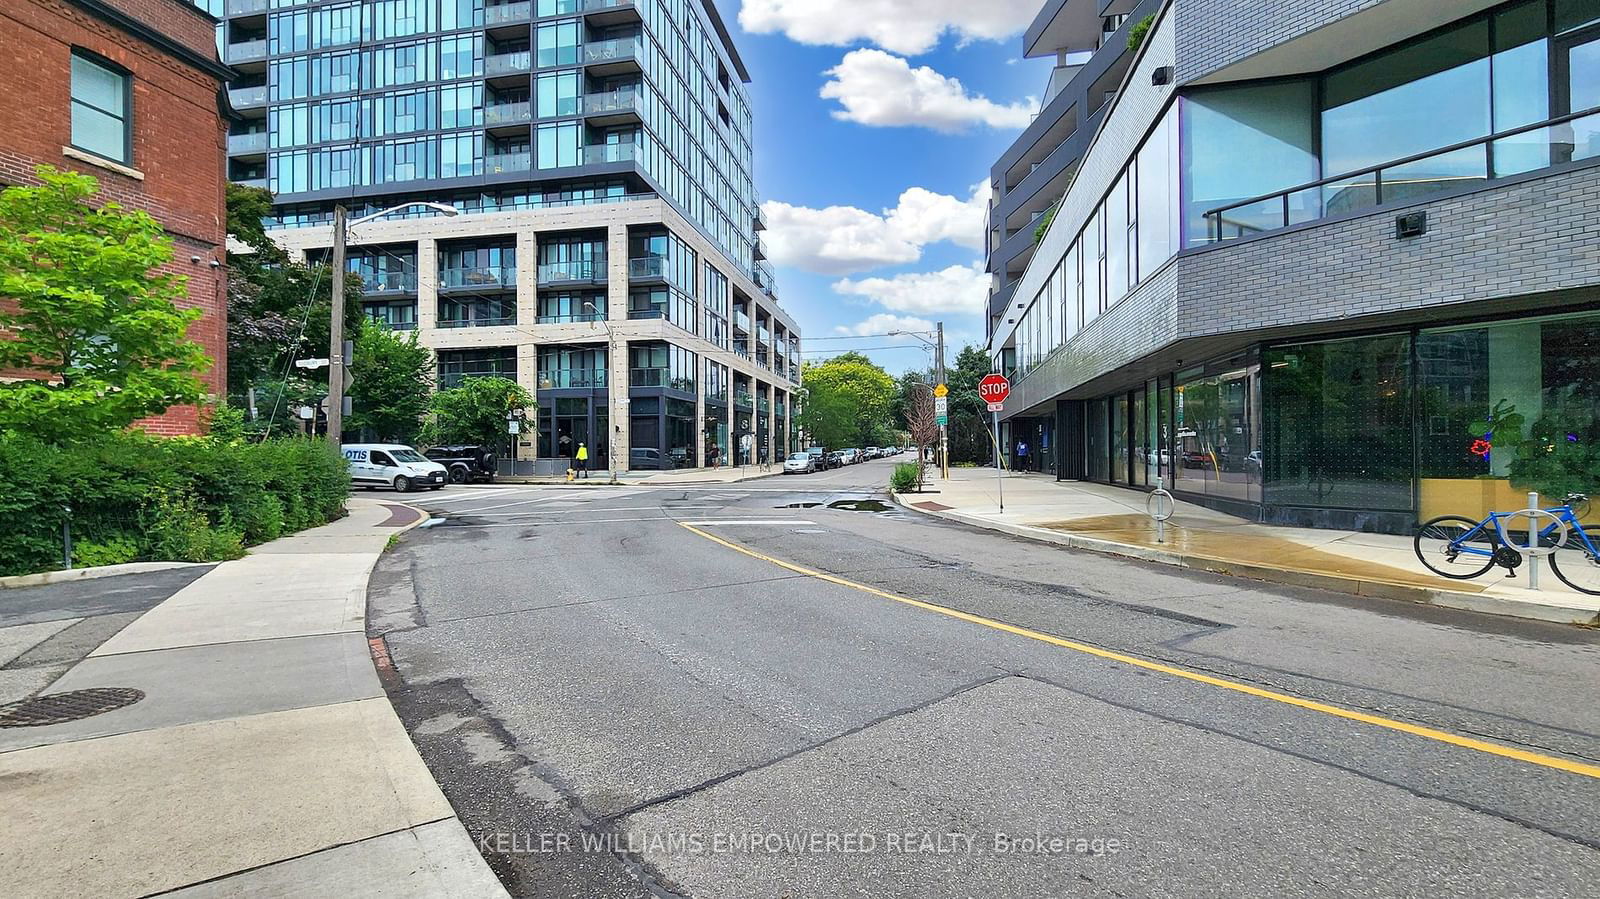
204 0 799 472
991 0 1600 533
1 0 233 436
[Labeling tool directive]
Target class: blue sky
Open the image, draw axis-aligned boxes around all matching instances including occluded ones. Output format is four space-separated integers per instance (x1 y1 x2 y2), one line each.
717 0 1053 375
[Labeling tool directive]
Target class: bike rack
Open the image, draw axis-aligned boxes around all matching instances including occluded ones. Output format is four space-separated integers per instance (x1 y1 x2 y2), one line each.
1495 491 1568 590
1147 487 1175 544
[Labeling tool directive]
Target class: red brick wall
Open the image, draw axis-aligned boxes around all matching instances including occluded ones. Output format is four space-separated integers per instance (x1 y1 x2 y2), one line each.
0 0 229 435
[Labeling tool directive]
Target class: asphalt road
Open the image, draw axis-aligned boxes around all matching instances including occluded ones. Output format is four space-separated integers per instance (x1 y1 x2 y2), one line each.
370 459 1600 898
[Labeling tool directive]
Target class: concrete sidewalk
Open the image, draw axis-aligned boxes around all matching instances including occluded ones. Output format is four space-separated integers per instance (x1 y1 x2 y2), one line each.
893 468 1600 626
0 499 507 898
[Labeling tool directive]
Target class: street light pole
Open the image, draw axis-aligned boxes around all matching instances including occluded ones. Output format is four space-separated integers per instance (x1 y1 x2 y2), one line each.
326 204 347 444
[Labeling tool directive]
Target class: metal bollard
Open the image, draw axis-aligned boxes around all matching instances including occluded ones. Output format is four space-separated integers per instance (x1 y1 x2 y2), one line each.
1528 491 1539 590
1147 488 1175 544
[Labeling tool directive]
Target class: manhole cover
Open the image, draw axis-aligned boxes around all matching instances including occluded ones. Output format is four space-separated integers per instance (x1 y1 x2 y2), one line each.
0 687 145 728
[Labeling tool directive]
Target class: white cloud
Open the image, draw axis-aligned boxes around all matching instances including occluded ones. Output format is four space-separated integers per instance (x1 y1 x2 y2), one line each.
763 183 988 275
831 263 990 317
738 0 1037 56
833 313 937 337
821 49 1035 133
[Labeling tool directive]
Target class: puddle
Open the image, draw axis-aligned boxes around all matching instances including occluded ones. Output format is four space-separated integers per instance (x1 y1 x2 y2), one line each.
1042 514 1482 592
828 499 892 513
782 502 822 509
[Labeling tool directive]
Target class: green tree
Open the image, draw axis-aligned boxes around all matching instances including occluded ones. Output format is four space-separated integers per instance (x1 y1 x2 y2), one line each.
421 376 534 450
0 167 210 443
798 352 896 447
350 326 433 443
947 345 999 464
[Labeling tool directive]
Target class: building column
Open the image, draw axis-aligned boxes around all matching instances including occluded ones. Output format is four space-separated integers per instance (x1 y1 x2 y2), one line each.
515 229 539 328
694 355 707 469
416 239 438 332
608 337 629 474
728 379 737 468
606 223 628 323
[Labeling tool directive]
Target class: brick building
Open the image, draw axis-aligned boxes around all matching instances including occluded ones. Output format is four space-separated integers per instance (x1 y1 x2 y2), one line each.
0 0 233 435
989 0 1600 534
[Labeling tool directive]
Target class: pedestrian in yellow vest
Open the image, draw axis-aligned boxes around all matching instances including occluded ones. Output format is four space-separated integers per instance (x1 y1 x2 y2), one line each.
576 443 589 478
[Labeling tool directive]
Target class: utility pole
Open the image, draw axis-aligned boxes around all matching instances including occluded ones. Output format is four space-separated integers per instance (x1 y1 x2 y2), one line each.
326 204 348 444
935 320 948 479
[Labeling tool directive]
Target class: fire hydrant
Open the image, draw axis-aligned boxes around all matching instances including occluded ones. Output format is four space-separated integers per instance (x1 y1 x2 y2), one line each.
566 467 576 482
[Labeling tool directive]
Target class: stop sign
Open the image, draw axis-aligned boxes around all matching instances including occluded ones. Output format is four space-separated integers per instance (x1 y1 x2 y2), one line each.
978 373 1011 405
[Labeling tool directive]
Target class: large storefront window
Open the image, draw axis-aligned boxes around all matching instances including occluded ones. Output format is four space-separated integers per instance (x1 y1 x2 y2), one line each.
1262 335 1411 510
1416 309 1600 520
1182 81 1319 243
1086 399 1109 482
1175 365 1261 504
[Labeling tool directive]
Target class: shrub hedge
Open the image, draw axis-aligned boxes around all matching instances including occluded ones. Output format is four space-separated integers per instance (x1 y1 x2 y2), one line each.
0 433 350 576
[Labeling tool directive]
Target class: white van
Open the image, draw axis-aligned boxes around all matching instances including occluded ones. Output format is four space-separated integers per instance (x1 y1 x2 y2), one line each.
342 444 449 492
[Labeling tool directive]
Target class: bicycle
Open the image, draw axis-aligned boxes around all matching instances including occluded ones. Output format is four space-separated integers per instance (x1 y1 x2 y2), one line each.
1413 493 1600 595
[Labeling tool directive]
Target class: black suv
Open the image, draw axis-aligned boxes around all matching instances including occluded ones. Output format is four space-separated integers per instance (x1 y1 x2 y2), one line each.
423 445 498 483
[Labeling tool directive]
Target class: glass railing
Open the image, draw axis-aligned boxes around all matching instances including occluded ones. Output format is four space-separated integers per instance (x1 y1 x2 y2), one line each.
486 51 532 76
485 1 531 25
584 0 636 11
486 151 531 173
628 257 666 279
583 90 644 118
485 101 531 125
733 311 750 331
535 311 606 323
754 204 768 230
733 345 750 359
583 143 640 164
227 0 267 14
228 132 268 154
538 261 604 282
232 176 267 189
1204 107 1600 243
583 38 641 66
226 40 267 64
358 270 418 293
630 368 665 387
538 369 607 388
439 316 516 329
438 266 515 290
733 391 754 409
229 86 267 108
627 307 665 320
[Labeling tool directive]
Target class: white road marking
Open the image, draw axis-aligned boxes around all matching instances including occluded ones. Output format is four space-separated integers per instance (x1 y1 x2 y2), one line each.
681 520 817 526
443 497 564 514
424 488 527 503
458 506 722 518
441 515 814 527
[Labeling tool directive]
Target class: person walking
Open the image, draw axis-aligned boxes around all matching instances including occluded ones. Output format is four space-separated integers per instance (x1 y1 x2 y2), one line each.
576 442 589 478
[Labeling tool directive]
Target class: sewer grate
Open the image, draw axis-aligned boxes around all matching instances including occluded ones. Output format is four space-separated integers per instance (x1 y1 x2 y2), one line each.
0 687 145 728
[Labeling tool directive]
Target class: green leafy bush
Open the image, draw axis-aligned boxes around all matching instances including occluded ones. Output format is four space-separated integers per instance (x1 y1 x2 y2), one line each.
890 462 923 494
1127 14 1155 51
0 432 349 576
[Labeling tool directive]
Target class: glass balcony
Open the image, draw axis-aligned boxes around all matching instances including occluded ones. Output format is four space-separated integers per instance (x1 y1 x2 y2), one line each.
584 0 636 11
485 1 532 25
630 367 666 387
233 176 267 190
485 101 532 125
627 257 665 280
226 40 267 65
582 90 645 122
754 204 768 231
486 51 533 77
226 0 267 14
228 132 268 155
583 38 641 68
359 270 418 294
538 369 608 389
538 261 604 283
439 265 515 290
733 344 750 359
485 151 531 174
535 311 605 324
439 314 516 329
582 143 640 165
229 86 267 109
733 391 754 409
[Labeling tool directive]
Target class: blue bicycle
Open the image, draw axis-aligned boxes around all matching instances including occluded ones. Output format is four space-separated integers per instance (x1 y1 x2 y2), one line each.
1414 494 1600 595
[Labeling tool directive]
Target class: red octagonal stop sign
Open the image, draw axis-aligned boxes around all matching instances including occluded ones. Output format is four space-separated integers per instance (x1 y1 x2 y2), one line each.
978 373 1011 406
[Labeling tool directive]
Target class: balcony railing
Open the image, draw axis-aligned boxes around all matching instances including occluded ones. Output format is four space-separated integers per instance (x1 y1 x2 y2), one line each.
486 151 531 174
229 86 267 109
733 391 754 409
439 265 516 290
627 257 666 280
358 270 418 293
754 204 768 231
233 176 267 190
485 101 532 125
733 344 750 359
584 0 636 12
535 311 605 324
227 0 267 14
486 51 532 77
226 40 267 64
439 315 516 329
583 38 641 67
1205 106 1600 244
583 90 645 119
228 132 268 154
485 1 532 25
538 369 607 388
631 369 694 391
538 261 604 283
583 143 640 165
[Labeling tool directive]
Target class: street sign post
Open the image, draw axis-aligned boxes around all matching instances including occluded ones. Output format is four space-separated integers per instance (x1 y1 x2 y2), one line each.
978 374 1012 512
934 395 948 426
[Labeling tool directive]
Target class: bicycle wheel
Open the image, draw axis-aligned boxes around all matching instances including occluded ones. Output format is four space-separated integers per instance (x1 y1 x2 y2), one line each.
1414 515 1499 579
1547 539 1600 595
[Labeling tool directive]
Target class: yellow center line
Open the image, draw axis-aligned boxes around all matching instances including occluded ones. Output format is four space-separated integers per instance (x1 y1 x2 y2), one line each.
679 522 1600 781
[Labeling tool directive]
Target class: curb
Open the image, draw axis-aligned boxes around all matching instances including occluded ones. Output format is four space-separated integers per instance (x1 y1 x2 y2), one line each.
890 494 1600 627
0 561 207 590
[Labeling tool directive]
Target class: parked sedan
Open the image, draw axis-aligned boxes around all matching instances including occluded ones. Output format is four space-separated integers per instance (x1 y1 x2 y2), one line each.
783 451 818 474
840 448 860 465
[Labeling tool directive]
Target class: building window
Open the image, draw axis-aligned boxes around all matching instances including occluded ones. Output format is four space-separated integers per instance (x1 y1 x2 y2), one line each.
70 53 130 164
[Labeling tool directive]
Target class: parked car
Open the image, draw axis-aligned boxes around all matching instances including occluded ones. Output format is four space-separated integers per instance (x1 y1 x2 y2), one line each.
343 444 448 492
824 451 845 469
864 446 881 459
423 444 498 484
840 448 860 465
783 452 818 474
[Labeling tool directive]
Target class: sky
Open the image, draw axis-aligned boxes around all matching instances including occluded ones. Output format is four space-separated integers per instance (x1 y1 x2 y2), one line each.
719 0 1054 375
